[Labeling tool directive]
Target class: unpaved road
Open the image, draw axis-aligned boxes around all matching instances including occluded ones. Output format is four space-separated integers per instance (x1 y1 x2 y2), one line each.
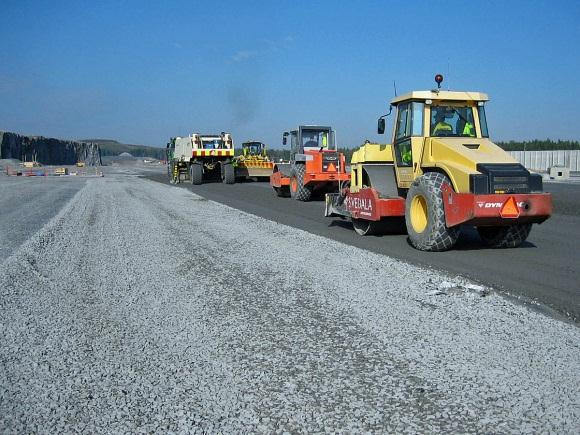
147 172 580 322
1 172 579 433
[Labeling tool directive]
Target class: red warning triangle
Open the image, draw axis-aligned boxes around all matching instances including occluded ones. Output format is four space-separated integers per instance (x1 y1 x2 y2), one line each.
500 196 520 218
327 162 336 172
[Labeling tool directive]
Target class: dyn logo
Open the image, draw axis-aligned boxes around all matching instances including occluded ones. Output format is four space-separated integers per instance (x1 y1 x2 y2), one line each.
476 201 525 208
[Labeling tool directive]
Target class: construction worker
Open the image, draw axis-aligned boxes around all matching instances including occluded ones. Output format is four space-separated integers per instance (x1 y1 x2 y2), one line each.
432 110 453 136
400 143 412 164
462 120 476 137
455 107 476 137
303 132 318 148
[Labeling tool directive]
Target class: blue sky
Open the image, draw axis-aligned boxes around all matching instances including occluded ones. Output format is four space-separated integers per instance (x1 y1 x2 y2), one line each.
1 0 579 148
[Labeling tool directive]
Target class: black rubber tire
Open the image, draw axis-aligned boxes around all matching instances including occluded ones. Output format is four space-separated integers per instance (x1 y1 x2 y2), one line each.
289 164 312 201
222 163 235 184
190 163 203 185
477 224 532 248
405 172 459 251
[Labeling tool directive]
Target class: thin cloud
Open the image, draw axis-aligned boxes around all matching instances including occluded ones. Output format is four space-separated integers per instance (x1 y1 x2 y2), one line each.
230 36 294 63
231 50 258 62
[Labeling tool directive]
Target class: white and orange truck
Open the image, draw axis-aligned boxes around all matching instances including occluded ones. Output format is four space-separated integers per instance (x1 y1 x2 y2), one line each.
167 132 235 185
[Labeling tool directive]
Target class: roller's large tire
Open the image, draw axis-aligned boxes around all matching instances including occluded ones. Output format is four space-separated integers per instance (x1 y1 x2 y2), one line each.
289 164 312 201
477 224 532 248
405 172 459 251
190 163 203 185
222 163 235 184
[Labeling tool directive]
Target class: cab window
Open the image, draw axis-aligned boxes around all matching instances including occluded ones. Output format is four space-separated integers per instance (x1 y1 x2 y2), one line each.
395 140 412 167
395 103 411 140
478 105 489 137
202 139 224 149
394 102 423 167
245 142 262 155
301 129 330 149
395 102 424 140
290 132 298 155
411 102 424 136
430 106 476 137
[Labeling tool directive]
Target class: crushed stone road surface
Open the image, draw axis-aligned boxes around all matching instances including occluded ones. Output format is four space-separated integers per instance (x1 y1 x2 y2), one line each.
0 176 86 261
147 172 580 322
1 174 579 433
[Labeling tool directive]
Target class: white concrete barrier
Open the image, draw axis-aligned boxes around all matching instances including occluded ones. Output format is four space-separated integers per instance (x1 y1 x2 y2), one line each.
509 150 580 172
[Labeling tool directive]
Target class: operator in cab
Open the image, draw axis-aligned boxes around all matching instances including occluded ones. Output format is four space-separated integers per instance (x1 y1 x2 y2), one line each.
431 109 453 136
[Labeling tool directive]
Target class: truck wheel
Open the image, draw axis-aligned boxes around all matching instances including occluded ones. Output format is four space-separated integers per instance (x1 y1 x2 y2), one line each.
190 163 202 185
222 163 235 184
477 224 532 248
405 172 459 251
290 164 312 201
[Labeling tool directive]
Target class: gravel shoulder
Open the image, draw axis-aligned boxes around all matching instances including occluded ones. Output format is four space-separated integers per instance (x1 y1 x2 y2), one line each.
147 173 580 322
1 174 579 433
0 176 87 261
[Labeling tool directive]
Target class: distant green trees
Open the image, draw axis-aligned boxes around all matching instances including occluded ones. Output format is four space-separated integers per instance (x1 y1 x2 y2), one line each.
496 139 580 151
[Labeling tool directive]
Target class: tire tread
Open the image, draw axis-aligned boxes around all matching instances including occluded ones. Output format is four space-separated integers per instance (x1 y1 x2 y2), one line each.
405 172 459 251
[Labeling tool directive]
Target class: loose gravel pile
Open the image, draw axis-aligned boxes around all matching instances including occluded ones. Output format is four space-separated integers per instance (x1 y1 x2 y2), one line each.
1 174 579 433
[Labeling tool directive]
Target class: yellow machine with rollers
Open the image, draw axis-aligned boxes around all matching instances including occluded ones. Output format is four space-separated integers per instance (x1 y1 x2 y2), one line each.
326 74 552 251
234 141 274 181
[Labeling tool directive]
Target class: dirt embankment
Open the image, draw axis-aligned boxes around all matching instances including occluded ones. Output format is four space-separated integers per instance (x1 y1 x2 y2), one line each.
0 131 101 166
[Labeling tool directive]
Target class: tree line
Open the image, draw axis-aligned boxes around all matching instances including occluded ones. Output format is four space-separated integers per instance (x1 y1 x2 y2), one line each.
495 139 580 151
